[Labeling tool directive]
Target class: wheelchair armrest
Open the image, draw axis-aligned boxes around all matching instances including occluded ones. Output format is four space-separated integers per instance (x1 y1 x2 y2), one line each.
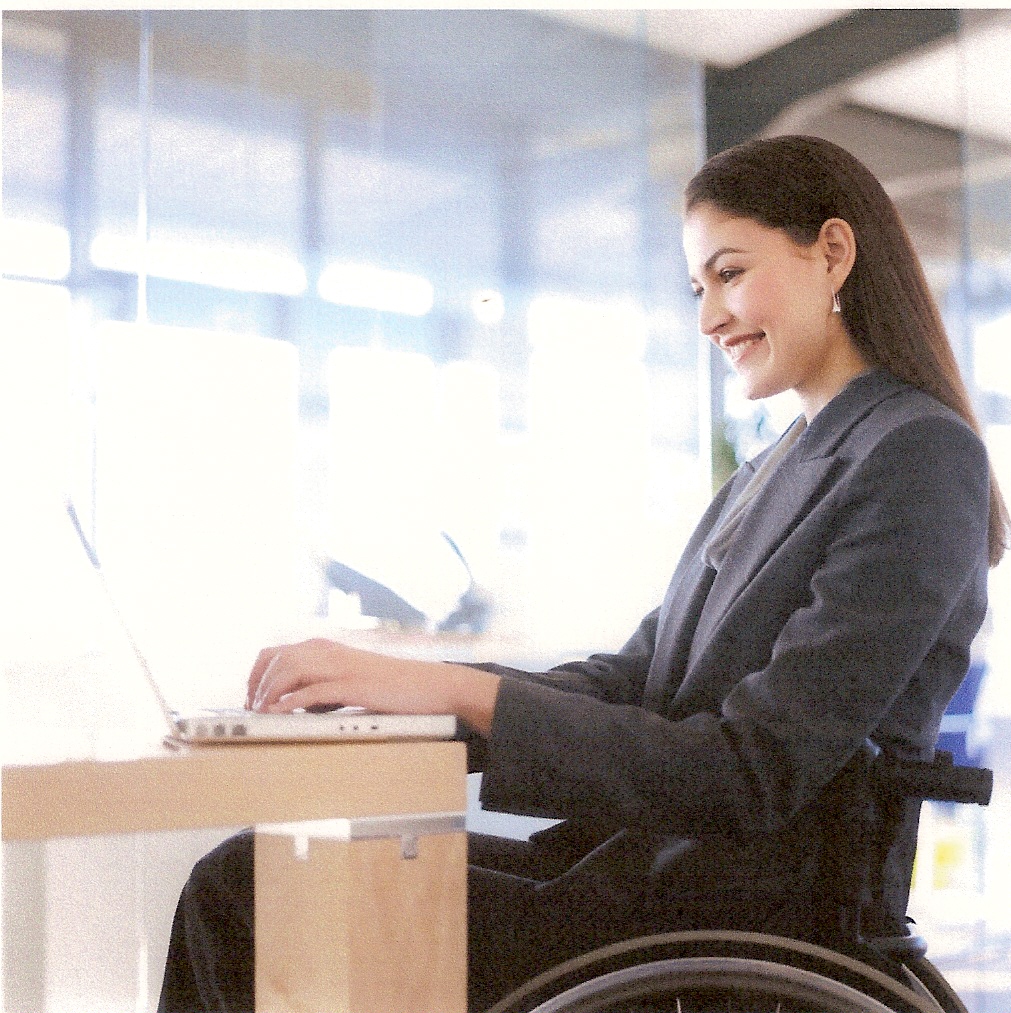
868 931 929 961
869 750 993 806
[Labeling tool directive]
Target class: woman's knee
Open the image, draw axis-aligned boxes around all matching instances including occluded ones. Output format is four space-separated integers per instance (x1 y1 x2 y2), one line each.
185 830 255 929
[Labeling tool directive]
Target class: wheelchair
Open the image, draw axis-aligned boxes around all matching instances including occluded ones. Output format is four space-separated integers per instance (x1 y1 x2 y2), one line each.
487 748 993 1013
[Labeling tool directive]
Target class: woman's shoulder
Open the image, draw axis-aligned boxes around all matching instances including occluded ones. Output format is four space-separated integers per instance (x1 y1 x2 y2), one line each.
864 375 981 454
808 369 982 461
876 372 971 423
835 377 989 510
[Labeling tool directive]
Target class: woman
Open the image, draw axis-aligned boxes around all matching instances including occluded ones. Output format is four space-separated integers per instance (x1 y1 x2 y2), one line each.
159 135 1007 1013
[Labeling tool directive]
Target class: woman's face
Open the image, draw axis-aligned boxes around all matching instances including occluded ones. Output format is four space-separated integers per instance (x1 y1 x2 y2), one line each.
682 202 867 420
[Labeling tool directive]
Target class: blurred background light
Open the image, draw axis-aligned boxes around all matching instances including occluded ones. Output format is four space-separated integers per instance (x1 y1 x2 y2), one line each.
1 217 71 281
317 262 434 316
527 294 648 360
974 313 1011 397
88 231 308 296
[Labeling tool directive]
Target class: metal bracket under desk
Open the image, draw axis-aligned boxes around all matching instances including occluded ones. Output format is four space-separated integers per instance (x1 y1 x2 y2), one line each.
257 811 467 860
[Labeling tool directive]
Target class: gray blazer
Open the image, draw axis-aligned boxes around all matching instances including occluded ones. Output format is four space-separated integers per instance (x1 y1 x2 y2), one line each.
470 369 990 928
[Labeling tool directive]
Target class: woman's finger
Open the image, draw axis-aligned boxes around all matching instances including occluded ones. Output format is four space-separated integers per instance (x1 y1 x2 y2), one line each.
251 640 343 711
264 682 348 714
246 644 284 708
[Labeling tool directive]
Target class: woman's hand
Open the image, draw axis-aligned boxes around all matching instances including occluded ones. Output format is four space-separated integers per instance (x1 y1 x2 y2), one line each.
245 637 500 735
247 638 366 713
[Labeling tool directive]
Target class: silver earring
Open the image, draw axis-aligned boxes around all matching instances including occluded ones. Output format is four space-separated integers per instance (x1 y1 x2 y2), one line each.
832 291 841 314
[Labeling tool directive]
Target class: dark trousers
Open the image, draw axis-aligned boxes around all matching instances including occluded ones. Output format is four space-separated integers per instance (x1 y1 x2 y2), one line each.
158 829 795 1013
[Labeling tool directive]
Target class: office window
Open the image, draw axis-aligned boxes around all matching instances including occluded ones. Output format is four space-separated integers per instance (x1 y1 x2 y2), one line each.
2 23 70 282
3 9 706 675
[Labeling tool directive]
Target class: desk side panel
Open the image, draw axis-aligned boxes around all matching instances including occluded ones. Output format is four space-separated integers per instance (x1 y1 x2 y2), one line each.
254 832 467 1013
348 832 467 1013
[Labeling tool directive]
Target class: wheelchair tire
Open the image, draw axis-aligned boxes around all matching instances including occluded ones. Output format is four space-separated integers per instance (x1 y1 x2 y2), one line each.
899 955 969 1013
486 930 946 1013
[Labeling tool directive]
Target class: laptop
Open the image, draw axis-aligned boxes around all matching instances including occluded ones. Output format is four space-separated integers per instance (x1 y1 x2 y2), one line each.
66 500 457 745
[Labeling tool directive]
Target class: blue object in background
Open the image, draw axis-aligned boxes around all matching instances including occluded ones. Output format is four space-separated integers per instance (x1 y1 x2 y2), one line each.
936 660 987 767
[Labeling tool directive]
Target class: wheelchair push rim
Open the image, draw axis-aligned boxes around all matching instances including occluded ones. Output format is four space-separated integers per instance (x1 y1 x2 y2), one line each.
486 930 948 1013
521 955 907 1012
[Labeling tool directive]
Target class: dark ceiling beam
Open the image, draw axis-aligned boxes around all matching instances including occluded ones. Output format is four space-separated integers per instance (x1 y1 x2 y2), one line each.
704 8 959 156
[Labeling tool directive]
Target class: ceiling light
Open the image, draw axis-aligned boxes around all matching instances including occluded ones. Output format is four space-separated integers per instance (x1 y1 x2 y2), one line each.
318 263 434 316
89 232 308 296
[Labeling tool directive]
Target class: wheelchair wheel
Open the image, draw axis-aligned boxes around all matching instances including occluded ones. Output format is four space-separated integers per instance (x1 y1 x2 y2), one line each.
487 931 945 1013
899 955 969 1013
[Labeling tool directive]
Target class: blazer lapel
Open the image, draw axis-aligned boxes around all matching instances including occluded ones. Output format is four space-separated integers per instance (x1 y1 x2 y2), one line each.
667 369 905 711
684 454 836 673
676 370 907 696
643 459 757 711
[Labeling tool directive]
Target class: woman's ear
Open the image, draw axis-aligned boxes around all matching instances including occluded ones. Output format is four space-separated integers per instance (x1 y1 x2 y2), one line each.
819 218 856 288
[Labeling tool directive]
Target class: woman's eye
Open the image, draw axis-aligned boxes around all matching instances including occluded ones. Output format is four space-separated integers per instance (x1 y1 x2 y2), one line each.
719 268 742 283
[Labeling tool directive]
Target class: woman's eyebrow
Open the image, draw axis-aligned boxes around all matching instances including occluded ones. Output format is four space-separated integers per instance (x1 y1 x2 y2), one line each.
703 246 745 272
689 246 745 284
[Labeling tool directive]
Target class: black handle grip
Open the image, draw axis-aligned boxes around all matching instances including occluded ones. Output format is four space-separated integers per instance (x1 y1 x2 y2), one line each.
870 753 993 806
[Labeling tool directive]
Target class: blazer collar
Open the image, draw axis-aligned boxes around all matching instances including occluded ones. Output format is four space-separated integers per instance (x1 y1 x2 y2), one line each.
792 369 905 461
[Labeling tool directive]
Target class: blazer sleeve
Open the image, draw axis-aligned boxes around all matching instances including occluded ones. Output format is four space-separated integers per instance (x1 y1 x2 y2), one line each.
458 610 658 772
470 605 660 705
477 413 990 842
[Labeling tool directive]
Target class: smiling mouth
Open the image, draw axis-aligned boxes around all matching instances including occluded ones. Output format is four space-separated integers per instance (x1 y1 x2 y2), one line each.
721 333 765 365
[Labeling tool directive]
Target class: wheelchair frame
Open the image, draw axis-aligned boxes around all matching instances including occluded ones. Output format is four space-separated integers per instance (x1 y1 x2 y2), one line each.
487 751 993 1013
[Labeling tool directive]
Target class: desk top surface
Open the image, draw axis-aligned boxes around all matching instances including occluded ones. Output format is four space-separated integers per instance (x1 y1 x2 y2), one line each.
2 738 466 842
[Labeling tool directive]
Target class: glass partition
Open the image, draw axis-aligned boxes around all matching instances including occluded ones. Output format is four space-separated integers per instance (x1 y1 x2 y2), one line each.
2 10 706 680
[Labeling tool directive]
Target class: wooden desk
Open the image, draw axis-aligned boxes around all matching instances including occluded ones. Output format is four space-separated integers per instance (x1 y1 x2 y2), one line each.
2 739 468 1012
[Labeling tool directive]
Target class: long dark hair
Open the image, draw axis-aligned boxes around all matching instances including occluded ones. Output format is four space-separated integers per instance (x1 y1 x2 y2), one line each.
685 134 1008 567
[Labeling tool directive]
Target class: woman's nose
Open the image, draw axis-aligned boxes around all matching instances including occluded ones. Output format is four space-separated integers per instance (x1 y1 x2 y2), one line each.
698 290 731 339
